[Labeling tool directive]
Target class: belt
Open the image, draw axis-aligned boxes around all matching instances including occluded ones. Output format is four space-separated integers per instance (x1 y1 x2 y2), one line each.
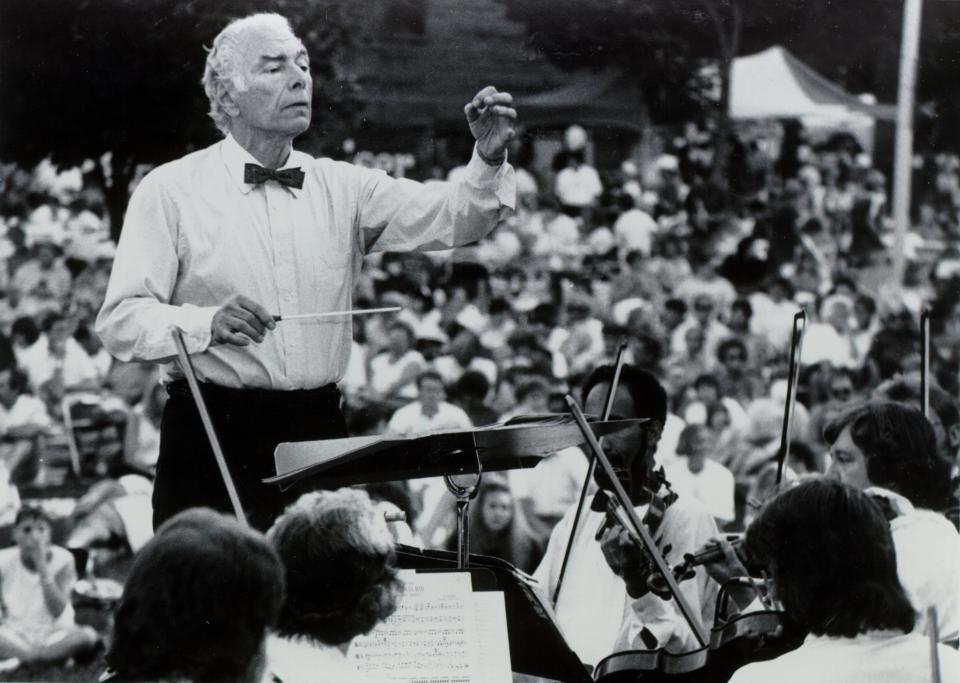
165 380 339 405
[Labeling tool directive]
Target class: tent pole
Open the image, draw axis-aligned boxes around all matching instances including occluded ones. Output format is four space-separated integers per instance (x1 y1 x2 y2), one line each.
891 0 923 290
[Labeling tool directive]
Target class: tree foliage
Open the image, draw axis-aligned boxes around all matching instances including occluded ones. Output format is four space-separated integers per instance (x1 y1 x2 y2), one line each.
500 0 960 150
0 0 360 238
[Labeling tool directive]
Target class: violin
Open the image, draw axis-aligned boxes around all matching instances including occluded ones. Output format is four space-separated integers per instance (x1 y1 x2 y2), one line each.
592 579 803 682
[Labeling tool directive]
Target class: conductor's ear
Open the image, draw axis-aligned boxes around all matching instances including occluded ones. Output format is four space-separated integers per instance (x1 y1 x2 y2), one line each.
218 82 241 118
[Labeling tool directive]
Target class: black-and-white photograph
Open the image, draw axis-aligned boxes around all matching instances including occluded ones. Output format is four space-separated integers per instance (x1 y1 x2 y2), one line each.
0 0 958 681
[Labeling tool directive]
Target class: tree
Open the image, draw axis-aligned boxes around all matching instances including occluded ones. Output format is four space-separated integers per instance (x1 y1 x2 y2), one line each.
500 0 960 182
0 0 361 241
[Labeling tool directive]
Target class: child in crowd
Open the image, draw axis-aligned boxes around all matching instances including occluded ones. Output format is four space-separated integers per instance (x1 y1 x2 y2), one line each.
0 507 98 668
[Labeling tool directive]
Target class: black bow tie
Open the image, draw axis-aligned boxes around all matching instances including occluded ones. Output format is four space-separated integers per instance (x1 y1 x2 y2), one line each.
244 163 304 189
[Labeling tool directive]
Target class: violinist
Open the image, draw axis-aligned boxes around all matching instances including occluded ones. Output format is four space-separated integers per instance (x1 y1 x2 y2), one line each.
533 365 719 668
823 400 960 642
726 479 960 683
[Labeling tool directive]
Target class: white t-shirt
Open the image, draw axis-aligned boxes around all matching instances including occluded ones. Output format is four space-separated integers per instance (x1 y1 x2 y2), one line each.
0 394 51 433
0 545 77 645
868 487 960 642
729 631 960 683
614 209 659 257
387 400 472 436
508 446 588 518
18 337 99 391
554 164 603 208
665 459 735 523
368 349 425 399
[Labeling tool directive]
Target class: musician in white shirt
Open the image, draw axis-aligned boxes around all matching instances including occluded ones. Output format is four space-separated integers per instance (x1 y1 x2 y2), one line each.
729 479 960 683
533 365 718 667
823 400 960 642
96 13 516 530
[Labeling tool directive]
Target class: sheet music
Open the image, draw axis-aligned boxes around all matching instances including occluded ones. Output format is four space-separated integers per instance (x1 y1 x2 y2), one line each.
349 571 511 682
471 592 512 682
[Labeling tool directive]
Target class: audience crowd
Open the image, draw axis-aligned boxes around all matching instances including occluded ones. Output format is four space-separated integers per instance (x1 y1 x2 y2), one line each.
0 120 957 675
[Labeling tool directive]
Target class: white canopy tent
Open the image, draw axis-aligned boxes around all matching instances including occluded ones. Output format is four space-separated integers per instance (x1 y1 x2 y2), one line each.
730 46 895 123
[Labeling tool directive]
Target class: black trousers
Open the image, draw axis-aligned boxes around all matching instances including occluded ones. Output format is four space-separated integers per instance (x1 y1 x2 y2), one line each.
154 381 347 531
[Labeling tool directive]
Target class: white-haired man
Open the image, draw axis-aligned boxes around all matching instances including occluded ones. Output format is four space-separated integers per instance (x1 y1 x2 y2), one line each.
96 13 517 530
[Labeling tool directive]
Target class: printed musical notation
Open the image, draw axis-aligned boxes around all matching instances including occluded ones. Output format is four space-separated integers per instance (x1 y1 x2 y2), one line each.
348 571 511 682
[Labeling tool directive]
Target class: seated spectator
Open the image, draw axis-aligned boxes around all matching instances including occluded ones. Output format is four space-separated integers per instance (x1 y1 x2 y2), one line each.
714 338 765 406
446 474 544 573
499 377 551 422
387 371 472 436
368 321 425 401
559 293 605 379
10 238 71 313
451 370 498 427
671 293 730 365
804 294 860 368
267 489 403 682
67 473 154 555
107 510 282 682
666 424 735 524
0 366 51 485
433 325 498 387
727 479 960 683
479 297 516 359
0 507 98 668
20 312 98 409
682 373 748 433
725 298 773 371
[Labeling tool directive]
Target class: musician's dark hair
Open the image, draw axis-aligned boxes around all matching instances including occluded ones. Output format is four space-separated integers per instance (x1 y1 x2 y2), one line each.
823 400 948 509
745 478 915 638
268 488 403 646
107 509 284 682
582 364 667 426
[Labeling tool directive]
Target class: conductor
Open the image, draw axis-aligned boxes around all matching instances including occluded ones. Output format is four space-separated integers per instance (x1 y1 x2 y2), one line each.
96 13 517 530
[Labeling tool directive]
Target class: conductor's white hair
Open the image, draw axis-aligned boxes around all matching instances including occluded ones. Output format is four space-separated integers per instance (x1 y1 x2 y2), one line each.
201 13 296 136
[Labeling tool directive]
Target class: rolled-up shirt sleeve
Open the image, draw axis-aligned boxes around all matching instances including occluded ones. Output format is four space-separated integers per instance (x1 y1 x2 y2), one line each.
96 171 217 363
357 144 516 253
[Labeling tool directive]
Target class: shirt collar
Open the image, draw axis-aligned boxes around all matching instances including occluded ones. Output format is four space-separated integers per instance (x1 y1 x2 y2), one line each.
220 133 306 197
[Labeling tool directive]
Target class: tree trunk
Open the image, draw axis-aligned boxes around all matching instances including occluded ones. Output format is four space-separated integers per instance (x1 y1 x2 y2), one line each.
105 152 135 244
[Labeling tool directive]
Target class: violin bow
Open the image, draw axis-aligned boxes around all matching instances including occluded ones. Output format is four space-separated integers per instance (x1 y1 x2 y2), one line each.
775 311 806 487
552 344 627 607
566 396 709 648
920 308 931 420
170 327 248 526
928 606 942 683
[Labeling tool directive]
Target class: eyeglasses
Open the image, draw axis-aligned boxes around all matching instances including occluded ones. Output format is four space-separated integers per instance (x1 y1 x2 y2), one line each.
831 388 853 400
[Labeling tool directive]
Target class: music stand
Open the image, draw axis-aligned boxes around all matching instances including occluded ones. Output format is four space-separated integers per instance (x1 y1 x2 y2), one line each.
266 415 643 568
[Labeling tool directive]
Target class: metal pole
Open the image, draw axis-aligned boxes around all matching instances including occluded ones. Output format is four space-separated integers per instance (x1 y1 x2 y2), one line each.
891 0 924 289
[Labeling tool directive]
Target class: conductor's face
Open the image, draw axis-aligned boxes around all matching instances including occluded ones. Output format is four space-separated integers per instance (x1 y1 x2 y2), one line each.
232 24 312 138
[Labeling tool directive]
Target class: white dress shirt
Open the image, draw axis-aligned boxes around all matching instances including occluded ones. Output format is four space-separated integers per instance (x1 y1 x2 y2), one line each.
867 487 960 642
97 134 514 390
729 631 960 683
533 495 718 667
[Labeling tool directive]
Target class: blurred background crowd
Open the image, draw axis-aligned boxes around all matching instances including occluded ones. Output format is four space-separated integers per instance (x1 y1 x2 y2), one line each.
0 116 957 582
0 0 959 677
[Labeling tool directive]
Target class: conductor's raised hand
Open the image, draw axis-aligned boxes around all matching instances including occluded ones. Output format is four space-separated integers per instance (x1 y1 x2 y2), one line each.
211 294 275 346
464 86 517 163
